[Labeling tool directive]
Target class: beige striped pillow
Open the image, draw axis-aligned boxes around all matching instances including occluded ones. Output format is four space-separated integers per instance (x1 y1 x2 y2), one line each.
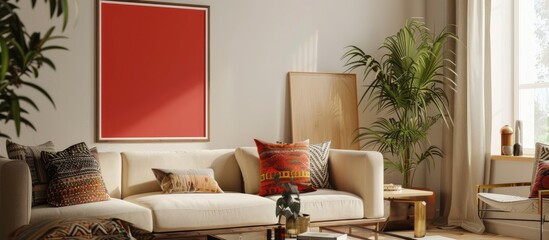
6 140 55 206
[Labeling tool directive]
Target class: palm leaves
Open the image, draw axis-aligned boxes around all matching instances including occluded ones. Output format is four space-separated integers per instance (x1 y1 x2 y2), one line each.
342 19 456 187
0 0 71 138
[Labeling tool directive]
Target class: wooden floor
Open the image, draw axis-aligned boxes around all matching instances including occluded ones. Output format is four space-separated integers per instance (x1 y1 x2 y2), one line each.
318 226 521 240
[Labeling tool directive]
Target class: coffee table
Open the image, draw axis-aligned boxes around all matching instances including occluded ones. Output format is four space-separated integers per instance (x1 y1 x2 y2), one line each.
206 218 387 240
383 188 433 238
208 228 363 240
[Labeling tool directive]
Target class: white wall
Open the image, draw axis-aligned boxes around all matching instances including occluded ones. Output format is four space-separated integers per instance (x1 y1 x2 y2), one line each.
4 0 427 155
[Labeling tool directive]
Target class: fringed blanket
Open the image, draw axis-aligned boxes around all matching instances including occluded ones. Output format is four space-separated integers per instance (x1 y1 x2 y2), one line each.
10 217 154 240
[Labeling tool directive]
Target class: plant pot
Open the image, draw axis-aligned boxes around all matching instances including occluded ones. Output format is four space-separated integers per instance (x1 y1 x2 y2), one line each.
286 214 310 237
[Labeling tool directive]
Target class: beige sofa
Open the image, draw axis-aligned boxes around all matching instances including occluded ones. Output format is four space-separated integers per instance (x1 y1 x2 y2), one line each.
0 147 384 239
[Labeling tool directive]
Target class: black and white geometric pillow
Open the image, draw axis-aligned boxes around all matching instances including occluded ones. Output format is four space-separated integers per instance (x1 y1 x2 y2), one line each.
309 141 332 189
539 144 549 161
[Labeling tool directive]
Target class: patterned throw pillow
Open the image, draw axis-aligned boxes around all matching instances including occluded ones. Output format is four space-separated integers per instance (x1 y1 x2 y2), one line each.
6 140 55 206
531 142 549 187
254 139 316 196
42 142 110 207
152 168 223 193
309 141 332 189
530 160 549 198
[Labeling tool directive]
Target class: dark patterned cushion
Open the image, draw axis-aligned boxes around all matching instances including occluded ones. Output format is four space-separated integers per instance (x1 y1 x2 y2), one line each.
42 142 110 207
531 142 549 190
255 139 316 196
309 141 332 189
152 168 223 193
6 140 55 206
530 160 549 198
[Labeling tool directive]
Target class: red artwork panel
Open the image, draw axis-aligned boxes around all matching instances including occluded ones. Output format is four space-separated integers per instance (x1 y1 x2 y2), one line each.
98 1 209 141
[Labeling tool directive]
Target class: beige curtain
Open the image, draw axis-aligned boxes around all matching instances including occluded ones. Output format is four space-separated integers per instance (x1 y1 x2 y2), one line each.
440 0 491 233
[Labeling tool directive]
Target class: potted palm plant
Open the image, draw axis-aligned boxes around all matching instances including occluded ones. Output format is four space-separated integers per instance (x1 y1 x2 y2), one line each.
0 0 72 138
342 19 456 188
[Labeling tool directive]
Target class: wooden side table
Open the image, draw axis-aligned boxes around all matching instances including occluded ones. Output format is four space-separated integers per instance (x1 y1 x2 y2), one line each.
383 188 434 238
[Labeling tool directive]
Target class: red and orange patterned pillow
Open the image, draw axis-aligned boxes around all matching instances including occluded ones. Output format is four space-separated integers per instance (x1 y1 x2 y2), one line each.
254 139 316 196
530 160 549 198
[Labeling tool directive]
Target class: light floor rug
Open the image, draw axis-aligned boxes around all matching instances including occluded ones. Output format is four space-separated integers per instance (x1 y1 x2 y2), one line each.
414 236 454 240
206 227 519 240
317 226 521 240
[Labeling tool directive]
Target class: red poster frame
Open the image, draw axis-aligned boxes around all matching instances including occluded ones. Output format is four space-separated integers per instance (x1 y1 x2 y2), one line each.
96 0 209 142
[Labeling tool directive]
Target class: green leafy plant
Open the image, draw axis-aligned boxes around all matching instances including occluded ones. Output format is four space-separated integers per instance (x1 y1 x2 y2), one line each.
0 0 72 138
274 173 301 223
342 19 456 188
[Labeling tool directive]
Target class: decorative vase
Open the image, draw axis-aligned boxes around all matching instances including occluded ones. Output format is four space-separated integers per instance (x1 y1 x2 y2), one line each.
297 214 310 234
500 125 513 156
285 214 310 237
513 120 523 156
286 218 297 237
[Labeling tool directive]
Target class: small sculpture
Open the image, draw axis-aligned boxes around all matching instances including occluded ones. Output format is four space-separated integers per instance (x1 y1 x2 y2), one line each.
513 120 523 156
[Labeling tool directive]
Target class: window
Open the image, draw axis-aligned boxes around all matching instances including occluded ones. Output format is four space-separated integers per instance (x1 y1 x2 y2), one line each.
516 0 549 153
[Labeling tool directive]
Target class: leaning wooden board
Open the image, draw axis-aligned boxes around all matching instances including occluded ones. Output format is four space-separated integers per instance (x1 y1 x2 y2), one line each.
289 72 359 150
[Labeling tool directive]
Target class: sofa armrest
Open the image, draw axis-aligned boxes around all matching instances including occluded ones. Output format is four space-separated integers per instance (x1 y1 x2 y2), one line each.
0 158 31 239
328 149 384 219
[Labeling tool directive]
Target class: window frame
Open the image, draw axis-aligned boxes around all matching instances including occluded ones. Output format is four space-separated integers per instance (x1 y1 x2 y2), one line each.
513 0 549 155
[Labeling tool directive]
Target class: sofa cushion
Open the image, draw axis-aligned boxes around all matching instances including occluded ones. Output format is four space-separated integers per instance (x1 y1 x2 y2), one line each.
31 198 153 232
6 140 55 206
124 192 277 232
96 152 122 199
265 189 364 222
121 150 242 198
531 142 549 193
234 147 261 194
255 139 315 196
309 141 332 189
530 160 549 198
152 168 223 193
42 143 110 207
236 143 333 194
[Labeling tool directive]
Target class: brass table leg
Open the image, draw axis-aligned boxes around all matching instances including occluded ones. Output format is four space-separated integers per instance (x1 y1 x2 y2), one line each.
386 199 427 238
413 200 426 238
